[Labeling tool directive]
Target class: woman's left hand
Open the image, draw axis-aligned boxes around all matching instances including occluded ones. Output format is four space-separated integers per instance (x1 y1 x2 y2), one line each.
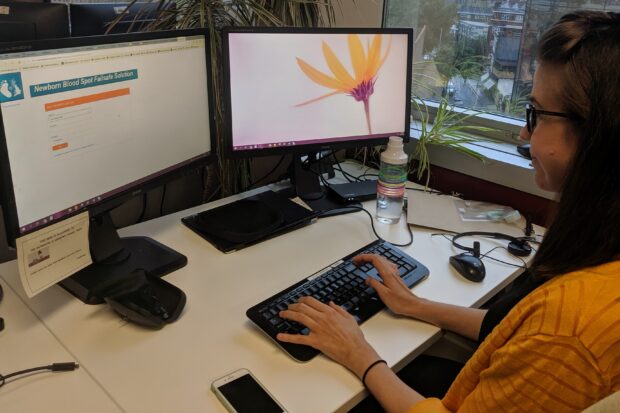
277 297 380 378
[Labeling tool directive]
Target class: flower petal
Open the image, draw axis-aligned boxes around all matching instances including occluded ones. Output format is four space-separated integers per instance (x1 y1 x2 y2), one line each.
296 57 348 91
365 35 382 80
294 90 343 107
348 34 366 84
375 35 393 75
322 41 356 90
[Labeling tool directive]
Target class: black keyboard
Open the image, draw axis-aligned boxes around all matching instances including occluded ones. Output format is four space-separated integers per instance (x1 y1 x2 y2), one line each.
246 239 430 361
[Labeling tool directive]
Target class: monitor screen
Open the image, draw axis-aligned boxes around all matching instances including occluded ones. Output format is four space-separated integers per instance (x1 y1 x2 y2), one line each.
223 28 412 156
0 2 70 42
69 2 173 37
0 29 215 302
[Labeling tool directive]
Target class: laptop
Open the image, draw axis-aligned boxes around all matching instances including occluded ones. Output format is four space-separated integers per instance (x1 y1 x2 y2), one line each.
182 190 319 253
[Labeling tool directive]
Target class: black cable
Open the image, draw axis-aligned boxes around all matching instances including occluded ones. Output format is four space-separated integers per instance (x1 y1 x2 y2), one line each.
524 215 534 237
300 149 335 167
357 172 379 180
321 205 414 247
0 362 79 388
205 183 221 203
432 233 529 269
329 152 358 182
0 282 3 332
310 165 413 246
516 235 541 246
159 184 167 216
332 161 360 182
136 192 148 223
200 165 207 192
431 232 457 241
479 246 528 269
247 154 286 190
292 157 412 246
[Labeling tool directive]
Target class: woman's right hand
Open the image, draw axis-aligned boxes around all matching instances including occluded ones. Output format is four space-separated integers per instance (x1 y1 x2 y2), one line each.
354 254 488 341
352 254 428 319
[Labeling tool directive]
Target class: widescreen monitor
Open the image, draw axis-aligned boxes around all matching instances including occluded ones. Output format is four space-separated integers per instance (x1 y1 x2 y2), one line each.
0 2 69 43
70 2 173 37
0 29 216 303
222 27 412 202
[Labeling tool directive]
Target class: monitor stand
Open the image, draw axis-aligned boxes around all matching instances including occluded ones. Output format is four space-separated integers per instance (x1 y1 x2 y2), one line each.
59 213 186 304
286 154 362 217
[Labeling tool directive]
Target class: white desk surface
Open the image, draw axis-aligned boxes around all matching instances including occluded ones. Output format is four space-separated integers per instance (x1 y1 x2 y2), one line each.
0 182 536 413
0 271 122 413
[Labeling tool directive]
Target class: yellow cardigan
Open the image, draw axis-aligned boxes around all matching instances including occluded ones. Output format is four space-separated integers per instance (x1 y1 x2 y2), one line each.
410 261 620 413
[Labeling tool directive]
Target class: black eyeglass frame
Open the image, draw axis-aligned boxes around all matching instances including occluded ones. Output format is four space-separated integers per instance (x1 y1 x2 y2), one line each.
525 103 574 133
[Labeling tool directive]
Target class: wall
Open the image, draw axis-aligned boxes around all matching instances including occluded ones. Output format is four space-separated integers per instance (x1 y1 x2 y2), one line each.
333 0 383 26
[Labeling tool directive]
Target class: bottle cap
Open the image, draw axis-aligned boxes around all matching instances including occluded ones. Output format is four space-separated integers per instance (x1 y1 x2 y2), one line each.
388 136 403 148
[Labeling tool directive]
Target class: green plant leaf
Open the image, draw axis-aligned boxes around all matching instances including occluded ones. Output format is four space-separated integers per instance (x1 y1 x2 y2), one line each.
410 97 500 188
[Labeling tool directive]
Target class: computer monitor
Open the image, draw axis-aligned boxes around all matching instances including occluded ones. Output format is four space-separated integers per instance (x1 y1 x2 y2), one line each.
0 29 216 303
0 2 69 43
222 27 412 207
69 2 172 37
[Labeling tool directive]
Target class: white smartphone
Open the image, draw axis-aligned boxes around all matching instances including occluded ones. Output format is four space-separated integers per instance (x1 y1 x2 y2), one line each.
211 368 288 413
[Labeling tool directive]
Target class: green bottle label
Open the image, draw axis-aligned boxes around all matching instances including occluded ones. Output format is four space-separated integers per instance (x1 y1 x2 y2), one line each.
377 162 406 197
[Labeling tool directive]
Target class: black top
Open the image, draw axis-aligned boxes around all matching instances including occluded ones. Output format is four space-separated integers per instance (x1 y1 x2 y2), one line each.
478 271 546 343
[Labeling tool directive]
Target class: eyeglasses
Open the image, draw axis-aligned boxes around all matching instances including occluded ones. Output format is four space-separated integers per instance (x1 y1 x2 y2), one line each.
525 103 573 133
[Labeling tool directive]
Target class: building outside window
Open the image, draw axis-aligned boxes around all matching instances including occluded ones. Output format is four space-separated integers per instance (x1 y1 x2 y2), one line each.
384 0 620 141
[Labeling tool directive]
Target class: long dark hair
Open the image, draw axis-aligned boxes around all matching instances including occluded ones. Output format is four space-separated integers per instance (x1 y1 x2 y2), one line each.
530 11 620 279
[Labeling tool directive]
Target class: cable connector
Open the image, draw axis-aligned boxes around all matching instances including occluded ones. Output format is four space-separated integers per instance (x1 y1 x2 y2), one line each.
51 362 79 372
1 361 79 388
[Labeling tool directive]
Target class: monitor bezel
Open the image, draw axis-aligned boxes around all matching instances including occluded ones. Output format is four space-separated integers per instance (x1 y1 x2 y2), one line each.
0 28 217 246
221 26 413 159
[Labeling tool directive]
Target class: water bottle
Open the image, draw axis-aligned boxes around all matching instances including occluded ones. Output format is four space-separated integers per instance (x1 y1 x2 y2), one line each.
376 136 407 224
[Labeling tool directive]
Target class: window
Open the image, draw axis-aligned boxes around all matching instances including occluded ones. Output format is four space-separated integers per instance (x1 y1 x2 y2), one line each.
384 0 620 142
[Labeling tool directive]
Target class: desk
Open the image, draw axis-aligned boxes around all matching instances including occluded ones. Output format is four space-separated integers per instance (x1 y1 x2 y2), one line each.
0 271 122 412
0 182 535 413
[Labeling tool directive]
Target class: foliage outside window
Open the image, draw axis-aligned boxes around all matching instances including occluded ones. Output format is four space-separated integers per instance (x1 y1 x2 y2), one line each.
384 0 620 141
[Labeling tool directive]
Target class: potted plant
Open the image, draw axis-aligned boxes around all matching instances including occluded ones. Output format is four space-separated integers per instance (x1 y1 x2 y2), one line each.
410 97 496 188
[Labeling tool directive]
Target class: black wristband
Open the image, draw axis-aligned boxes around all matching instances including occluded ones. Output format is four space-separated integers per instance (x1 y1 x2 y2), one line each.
361 359 387 387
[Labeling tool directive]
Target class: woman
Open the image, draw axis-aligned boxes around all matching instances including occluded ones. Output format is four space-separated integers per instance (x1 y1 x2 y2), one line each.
277 11 620 412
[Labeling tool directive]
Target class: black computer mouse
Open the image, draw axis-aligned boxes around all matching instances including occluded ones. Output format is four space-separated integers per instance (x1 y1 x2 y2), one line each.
449 253 486 282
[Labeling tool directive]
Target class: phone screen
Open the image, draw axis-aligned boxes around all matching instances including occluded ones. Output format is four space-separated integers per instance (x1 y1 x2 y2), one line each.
218 373 284 413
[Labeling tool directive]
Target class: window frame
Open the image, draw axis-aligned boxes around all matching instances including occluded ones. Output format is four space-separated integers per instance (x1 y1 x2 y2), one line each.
412 98 525 143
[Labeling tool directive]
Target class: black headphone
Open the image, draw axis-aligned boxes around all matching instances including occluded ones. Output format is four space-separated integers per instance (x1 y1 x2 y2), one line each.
449 231 532 279
451 231 533 258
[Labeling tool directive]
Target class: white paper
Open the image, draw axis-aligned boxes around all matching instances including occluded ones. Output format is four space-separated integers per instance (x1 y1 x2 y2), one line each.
406 190 526 237
16 211 92 297
290 196 312 211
